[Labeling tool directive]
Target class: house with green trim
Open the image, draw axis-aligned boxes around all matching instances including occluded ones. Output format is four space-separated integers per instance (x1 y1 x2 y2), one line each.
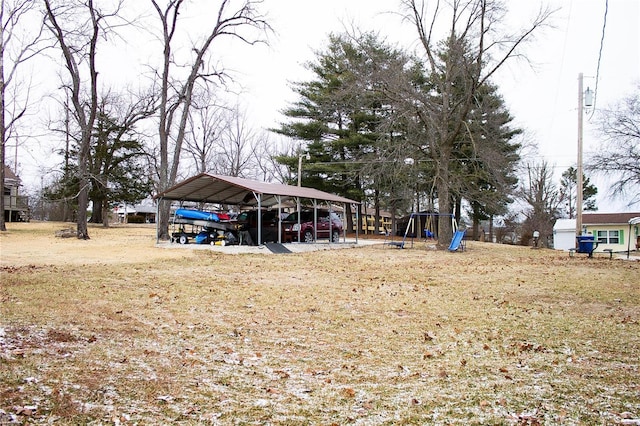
583 212 639 253
553 212 640 253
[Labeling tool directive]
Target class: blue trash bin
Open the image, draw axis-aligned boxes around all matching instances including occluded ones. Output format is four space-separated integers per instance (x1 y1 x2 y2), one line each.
577 235 595 253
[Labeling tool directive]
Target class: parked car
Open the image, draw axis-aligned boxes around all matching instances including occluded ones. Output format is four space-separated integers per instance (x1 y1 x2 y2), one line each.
281 209 343 243
235 209 279 245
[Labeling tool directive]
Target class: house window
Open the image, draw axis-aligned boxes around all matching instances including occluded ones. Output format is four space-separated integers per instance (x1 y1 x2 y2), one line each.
596 230 620 244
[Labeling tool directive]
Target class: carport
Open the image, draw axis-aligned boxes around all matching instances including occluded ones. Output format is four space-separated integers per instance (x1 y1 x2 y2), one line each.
154 173 360 245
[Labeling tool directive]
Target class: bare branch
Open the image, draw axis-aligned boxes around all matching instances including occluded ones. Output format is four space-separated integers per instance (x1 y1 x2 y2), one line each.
152 0 272 239
587 88 640 206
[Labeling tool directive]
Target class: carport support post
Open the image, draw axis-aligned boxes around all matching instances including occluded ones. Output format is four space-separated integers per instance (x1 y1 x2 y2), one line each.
257 193 262 245
327 202 333 243
155 198 162 244
275 195 283 243
629 222 632 259
352 203 359 243
296 197 301 242
341 203 346 242
628 218 640 259
313 200 318 241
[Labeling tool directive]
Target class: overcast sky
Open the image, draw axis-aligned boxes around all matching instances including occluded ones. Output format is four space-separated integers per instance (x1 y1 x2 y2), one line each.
14 0 640 212
233 0 639 211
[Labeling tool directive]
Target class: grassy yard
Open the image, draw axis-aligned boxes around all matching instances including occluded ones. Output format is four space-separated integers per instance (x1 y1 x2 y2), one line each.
1 222 639 425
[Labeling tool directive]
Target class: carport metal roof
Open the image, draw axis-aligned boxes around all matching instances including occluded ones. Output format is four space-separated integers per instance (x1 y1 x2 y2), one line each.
154 173 360 207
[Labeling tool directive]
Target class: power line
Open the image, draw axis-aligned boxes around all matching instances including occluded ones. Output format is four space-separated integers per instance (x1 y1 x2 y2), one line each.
590 0 609 117
551 0 573 131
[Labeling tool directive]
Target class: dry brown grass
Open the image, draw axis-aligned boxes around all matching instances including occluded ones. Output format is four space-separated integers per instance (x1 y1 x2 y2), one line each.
1 221 639 425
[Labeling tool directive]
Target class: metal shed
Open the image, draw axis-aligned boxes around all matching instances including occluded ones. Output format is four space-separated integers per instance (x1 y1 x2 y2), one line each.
553 218 576 251
154 173 360 245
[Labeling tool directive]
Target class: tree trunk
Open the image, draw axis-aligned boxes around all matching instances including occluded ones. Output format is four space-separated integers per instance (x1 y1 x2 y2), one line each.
0 32 7 232
91 198 102 223
374 189 380 235
101 200 109 227
454 195 462 227
472 216 480 241
76 183 89 238
158 199 171 240
0 104 6 232
344 203 353 235
76 140 90 239
488 214 494 243
437 190 452 247
436 149 453 247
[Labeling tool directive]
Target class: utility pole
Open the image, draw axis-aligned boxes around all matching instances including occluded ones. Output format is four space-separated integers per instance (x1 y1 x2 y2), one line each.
576 72 593 242
576 72 584 239
297 149 309 187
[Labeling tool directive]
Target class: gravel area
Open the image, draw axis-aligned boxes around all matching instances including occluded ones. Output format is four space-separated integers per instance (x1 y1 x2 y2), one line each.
156 238 383 254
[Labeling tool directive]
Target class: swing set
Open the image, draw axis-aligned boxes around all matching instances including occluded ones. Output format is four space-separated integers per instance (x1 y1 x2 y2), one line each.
386 212 457 249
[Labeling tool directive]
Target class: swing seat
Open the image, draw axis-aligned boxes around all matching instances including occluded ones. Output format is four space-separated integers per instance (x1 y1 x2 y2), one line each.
383 226 405 248
386 241 405 248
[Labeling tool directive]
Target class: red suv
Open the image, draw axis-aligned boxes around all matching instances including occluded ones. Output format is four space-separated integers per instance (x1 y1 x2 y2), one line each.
282 210 343 243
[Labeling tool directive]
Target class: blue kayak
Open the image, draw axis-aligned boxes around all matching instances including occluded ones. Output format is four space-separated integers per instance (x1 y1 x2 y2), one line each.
175 208 219 222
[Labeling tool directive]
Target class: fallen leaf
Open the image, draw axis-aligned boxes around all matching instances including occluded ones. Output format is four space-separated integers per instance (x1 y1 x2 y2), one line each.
14 405 37 416
342 387 356 398
275 370 290 379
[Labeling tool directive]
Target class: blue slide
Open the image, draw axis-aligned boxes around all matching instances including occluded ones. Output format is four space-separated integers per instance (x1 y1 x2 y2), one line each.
448 230 466 252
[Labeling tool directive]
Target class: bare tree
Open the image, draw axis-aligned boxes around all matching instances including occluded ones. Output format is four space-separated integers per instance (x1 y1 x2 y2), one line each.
215 104 261 178
396 0 554 246
0 0 46 231
518 161 561 246
251 131 289 183
151 0 271 240
44 0 126 239
588 87 640 206
89 90 157 227
183 86 228 174
184 94 285 182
